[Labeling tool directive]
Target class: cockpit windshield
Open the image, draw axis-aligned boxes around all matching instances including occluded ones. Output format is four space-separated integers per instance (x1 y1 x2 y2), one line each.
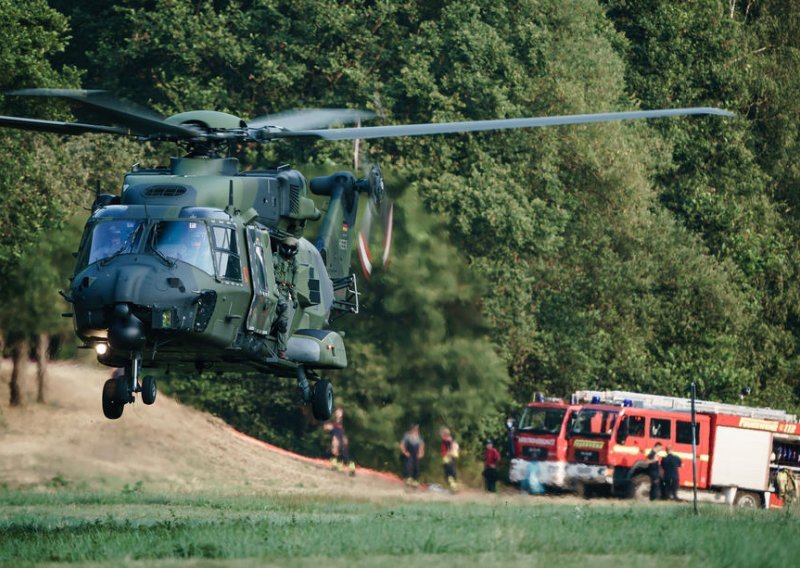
88 220 143 265
151 220 214 275
518 407 567 435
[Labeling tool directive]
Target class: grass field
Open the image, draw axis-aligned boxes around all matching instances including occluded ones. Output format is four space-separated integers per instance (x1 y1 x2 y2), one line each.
1 488 798 567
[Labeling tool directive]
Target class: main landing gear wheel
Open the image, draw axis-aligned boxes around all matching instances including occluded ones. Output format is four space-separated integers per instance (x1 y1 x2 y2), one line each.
312 380 334 421
141 375 157 405
102 378 124 420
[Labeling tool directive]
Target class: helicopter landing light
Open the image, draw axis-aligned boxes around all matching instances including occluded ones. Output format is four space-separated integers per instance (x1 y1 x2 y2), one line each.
94 343 108 355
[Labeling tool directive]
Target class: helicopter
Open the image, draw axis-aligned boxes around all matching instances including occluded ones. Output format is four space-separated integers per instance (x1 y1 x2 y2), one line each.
0 88 733 421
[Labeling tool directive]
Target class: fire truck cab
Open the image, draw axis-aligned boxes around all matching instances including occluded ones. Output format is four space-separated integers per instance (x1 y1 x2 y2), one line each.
564 390 799 508
510 399 580 489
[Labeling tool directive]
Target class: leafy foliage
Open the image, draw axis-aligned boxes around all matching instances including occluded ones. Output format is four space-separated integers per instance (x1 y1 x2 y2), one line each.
3 0 800 471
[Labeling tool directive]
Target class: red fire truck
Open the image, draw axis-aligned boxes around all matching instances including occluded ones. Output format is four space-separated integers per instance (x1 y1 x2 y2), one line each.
509 398 581 489
564 390 799 508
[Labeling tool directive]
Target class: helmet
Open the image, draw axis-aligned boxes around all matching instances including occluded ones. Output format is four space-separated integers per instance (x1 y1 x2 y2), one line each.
279 236 299 259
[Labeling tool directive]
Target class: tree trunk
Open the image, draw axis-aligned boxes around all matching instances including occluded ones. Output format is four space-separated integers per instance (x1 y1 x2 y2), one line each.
9 339 27 407
35 333 49 404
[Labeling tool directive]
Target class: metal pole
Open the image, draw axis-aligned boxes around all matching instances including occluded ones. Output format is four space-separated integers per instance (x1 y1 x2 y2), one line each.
691 382 698 515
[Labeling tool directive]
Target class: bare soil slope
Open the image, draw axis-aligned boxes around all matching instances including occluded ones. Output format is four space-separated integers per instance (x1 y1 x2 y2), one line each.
0 360 406 497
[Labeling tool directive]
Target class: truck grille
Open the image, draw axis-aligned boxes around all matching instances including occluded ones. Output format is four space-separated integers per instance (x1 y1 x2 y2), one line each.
522 446 548 460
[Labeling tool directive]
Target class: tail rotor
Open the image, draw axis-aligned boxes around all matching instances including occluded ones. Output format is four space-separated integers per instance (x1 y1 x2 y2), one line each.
356 163 393 280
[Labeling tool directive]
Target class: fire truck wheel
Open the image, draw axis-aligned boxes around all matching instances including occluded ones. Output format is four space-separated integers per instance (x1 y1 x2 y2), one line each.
630 474 651 501
734 491 761 508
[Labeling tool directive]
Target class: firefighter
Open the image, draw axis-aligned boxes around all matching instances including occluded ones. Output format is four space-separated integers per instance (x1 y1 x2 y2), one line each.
440 427 459 492
400 424 425 487
661 445 682 500
323 407 355 476
776 466 798 504
483 439 501 492
647 442 664 501
274 236 298 359
506 417 516 460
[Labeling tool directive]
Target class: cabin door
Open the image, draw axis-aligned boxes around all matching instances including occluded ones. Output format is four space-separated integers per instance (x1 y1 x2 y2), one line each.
245 227 276 334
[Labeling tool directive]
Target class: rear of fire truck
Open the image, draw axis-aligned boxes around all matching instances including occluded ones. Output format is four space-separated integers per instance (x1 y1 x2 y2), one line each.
563 390 800 508
707 414 800 508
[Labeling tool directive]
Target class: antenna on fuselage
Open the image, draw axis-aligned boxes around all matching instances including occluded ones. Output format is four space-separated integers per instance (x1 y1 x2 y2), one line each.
226 179 235 217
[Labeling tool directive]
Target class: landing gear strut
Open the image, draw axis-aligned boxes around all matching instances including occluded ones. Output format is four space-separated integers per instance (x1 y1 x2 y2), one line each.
296 367 334 420
101 352 158 419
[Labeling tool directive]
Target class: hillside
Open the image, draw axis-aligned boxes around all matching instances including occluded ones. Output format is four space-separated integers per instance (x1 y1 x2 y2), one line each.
0 360 408 497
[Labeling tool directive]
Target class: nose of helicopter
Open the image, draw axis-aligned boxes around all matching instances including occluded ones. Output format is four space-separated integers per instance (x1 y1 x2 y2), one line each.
71 255 213 342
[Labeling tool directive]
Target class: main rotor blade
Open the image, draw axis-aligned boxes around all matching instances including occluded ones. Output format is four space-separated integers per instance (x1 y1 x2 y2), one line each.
271 107 734 141
9 88 199 138
0 115 128 136
249 108 375 131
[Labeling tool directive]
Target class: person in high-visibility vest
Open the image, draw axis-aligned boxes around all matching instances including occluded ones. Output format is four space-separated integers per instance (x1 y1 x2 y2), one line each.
440 427 459 492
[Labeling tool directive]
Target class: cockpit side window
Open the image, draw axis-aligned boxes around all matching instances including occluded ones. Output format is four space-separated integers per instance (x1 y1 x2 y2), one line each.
87 220 143 266
211 225 242 281
152 220 215 275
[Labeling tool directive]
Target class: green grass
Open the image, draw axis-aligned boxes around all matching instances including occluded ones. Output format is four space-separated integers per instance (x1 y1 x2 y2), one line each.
0 489 798 566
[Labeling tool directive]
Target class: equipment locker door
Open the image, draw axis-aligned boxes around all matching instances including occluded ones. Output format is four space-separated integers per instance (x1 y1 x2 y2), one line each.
710 426 772 491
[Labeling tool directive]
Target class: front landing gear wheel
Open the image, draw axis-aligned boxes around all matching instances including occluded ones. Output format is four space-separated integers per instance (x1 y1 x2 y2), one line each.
141 376 157 405
102 378 124 420
312 380 334 420
115 373 132 404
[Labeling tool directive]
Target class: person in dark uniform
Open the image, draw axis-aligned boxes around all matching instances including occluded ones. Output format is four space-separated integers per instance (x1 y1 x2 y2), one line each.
400 424 425 487
274 236 298 359
647 442 664 501
483 439 501 492
661 445 682 500
506 417 516 460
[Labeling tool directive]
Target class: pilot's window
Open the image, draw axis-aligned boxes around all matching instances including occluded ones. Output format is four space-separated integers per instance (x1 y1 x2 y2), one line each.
628 415 646 437
253 243 267 290
88 220 143 265
650 418 672 440
152 221 214 275
676 421 700 445
212 226 242 281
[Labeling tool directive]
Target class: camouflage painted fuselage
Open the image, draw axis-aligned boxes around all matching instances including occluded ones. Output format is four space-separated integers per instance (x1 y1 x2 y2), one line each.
70 156 356 378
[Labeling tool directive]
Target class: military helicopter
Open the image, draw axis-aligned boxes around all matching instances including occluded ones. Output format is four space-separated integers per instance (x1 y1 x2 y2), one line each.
0 89 732 421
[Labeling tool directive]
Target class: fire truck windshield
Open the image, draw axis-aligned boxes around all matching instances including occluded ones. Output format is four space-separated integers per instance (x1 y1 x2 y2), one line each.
570 408 618 439
518 407 567 435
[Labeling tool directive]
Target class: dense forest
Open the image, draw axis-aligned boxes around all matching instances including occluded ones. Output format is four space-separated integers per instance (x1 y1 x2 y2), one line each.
1 0 799 476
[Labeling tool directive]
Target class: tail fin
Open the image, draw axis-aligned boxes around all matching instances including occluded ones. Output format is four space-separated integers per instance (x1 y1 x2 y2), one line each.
310 171 362 281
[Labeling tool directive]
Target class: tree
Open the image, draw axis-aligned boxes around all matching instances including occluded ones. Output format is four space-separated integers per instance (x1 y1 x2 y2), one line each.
36 0 800 459
0 1 142 404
